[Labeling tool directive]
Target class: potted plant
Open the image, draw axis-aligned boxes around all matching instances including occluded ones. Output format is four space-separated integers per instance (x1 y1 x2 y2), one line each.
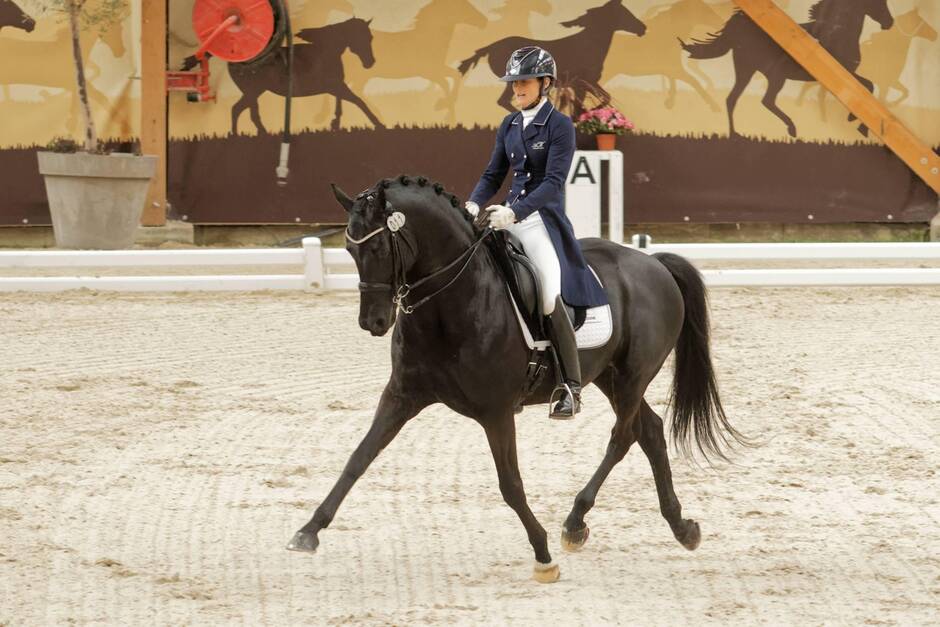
35 0 156 249
576 106 635 151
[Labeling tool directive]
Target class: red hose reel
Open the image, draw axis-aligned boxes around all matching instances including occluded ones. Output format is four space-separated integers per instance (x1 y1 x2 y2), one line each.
167 0 294 184
167 0 283 102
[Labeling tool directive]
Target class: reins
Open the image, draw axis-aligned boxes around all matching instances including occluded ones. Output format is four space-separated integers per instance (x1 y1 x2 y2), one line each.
345 203 492 315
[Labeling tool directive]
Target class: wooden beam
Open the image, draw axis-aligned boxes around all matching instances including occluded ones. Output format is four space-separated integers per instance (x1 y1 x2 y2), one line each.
140 0 167 226
733 0 940 195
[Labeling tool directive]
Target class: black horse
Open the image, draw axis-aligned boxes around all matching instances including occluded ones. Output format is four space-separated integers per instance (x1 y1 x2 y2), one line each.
228 17 383 134
682 0 893 138
286 175 745 582
458 0 646 116
0 0 34 33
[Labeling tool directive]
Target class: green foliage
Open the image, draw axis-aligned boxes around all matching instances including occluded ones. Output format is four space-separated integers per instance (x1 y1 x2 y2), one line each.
35 0 127 33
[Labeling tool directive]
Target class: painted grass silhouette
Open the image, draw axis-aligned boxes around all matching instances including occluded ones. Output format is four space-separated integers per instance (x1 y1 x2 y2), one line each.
0 128 933 226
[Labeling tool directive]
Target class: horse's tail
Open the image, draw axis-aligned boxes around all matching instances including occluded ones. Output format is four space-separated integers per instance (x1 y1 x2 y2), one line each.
458 44 494 75
653 252 749 460
679 9 750 60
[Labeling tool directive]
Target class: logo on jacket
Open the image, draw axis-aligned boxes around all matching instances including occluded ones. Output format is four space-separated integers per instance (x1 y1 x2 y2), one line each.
530 141 546 150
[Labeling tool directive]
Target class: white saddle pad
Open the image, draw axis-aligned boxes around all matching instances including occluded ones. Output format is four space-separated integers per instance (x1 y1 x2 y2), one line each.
575 302 613 349
509 266 613 351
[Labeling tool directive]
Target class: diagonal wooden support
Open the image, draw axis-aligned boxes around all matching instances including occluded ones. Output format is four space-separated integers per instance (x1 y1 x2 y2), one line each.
733 0 940 195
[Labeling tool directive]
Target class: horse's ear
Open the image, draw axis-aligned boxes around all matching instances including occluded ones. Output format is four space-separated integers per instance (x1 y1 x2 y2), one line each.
331 183 354 212
366 18 373 26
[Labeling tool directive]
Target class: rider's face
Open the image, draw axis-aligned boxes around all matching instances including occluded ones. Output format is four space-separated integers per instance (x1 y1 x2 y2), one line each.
512 78 544 109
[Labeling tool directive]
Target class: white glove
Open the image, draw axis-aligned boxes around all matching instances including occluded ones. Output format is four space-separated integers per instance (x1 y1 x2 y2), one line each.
485 204 516 230
464 201 479 217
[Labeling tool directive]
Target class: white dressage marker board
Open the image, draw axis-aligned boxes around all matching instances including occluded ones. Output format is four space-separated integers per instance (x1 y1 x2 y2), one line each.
565 150 623 244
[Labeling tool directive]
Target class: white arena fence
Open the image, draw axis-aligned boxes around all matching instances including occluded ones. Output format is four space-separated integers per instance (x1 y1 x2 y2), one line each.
1 238 939 292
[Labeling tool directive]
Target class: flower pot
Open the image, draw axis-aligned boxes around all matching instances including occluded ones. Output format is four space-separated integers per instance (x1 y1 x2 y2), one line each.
37 151 158 249
595 133 616 151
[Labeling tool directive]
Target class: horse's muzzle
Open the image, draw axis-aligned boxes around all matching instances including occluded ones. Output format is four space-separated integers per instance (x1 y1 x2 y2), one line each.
358 297 395 336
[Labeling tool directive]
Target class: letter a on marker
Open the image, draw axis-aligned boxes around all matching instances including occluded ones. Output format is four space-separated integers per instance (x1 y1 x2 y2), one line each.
570 156 596 184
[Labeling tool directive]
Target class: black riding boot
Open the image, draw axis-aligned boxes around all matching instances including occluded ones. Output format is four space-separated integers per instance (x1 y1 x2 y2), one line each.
547 296 581 419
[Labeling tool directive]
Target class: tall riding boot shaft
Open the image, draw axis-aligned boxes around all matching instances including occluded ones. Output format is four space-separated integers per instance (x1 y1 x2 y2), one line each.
547 296 581 418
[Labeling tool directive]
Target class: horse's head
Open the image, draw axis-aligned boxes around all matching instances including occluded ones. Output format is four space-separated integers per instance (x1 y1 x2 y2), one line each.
680 0 725 31
334 182 402 336
334 176 477 336
100 23 126 58
429 0 487 29
864 0 893 30
345 17 376 69
899 9 937 41
0 0 35 32
560 0 646 37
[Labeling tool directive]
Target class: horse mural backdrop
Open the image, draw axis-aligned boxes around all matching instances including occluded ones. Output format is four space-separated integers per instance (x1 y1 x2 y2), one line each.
681 0 895 138
0 0 937 227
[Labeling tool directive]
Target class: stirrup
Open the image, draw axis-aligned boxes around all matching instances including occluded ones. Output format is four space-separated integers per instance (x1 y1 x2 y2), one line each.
548 382 578 420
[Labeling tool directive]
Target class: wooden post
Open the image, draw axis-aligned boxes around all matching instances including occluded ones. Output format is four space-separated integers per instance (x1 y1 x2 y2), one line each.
733 0 940 195
140 0 167 226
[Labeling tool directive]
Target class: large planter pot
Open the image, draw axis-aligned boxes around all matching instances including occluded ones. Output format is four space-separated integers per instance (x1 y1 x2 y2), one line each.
37 151 158 249
595 133 617 151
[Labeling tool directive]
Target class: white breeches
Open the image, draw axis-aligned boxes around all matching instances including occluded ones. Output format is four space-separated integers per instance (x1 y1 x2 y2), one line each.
508 211 561 315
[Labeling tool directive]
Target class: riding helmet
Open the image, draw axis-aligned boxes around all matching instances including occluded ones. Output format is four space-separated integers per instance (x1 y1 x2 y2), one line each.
500 46 556 83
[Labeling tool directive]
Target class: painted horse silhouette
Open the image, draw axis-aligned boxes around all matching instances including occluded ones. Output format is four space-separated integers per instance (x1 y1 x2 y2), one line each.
0 0 33 33
601 0 725 112
681 0 893 138
335 0 488 125
228 17 382 134
458 0 646 116
796 8 937 117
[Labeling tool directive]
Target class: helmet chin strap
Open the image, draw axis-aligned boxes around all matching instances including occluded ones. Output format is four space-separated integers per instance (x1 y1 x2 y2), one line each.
522 79 550 110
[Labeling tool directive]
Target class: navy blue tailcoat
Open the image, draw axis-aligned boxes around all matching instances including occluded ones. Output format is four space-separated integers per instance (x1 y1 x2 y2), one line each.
469 101 608 308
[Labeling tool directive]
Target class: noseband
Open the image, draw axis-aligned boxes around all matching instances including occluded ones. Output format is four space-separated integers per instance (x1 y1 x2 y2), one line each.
345 196 491 314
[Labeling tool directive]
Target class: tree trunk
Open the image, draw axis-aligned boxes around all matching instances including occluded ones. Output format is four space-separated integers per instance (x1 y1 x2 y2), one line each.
69 0 97 152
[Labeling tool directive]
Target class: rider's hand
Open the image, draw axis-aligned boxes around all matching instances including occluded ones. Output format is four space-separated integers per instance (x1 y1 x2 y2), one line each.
464 201 479 217
486 205 516 230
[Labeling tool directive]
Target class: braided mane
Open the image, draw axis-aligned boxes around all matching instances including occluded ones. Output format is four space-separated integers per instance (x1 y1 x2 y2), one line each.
377 174 472 223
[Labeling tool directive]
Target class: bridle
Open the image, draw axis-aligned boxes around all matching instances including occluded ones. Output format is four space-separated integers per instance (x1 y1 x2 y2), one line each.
344 194 492 315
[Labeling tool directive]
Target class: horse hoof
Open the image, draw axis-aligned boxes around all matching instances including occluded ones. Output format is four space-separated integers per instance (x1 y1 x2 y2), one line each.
678 520 701 551
561 525 590 552
532 560 560 583
286 530 319 553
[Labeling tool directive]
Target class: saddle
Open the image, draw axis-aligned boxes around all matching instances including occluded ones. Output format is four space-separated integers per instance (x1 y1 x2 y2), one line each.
486 231 614 414
486 231 585 344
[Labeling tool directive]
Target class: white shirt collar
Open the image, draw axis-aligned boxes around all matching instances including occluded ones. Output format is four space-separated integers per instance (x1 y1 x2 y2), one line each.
521 97 548 128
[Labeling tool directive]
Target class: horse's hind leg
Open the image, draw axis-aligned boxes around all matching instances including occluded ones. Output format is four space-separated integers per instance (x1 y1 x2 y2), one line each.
334 84 384 130
848 73 874 136
761 74 797 137
726 64 754 138
637 399 701 550
230 95 256 135
561 368 642 552
480 413 556 583
248 99 267 134
287 385 421 554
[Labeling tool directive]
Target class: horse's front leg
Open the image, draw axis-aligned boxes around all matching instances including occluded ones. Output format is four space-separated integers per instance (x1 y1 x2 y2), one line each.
287 385 422 553
480 413 556 583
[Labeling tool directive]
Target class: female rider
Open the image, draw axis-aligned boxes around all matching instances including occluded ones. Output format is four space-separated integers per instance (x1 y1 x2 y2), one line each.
466 46 608 418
